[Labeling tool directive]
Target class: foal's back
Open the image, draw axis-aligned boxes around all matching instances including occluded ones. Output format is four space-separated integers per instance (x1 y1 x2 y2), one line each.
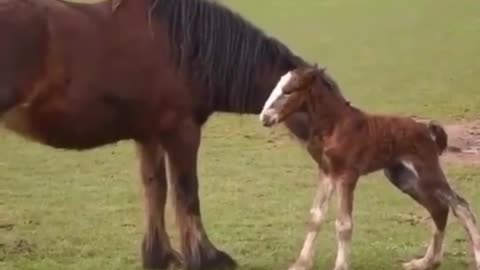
326 110 441 174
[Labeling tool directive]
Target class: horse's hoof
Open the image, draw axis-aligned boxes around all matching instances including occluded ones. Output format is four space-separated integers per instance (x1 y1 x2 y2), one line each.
142 249 183 269
142 238 183 269
184 248 237 270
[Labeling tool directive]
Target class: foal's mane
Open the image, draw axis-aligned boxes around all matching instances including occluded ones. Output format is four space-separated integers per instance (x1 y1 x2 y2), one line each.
148 0 305 112
304 65 348 104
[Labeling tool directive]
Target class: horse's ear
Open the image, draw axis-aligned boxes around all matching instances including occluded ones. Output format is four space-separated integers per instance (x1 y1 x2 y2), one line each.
112 0 123 12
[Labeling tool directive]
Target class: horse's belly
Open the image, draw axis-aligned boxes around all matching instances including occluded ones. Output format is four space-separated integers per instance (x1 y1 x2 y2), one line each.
1 104 129 150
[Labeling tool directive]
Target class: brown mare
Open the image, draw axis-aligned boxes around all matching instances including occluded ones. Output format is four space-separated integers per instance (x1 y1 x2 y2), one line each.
260 66 480 270
0 0 320 269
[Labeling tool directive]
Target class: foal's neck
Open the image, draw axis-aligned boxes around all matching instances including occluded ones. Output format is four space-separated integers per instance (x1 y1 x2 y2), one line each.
307 94 353 137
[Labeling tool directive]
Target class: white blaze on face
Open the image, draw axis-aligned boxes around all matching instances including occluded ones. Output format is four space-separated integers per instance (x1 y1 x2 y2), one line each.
259 71 293 123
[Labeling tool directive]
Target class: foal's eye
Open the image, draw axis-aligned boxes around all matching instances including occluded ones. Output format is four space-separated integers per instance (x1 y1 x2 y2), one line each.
282 88 293 95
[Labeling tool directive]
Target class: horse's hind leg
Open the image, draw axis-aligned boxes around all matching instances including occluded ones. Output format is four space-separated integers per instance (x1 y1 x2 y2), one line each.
162 120 236 270
289 172 336 270
137 141 182 269
384 162 447 270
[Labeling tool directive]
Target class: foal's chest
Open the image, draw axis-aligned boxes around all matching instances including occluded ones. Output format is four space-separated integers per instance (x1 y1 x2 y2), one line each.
306 137 333 172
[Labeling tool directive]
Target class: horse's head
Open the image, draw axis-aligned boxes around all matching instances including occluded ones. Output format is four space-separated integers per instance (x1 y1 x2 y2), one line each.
0 1 46 113
260 65 322 127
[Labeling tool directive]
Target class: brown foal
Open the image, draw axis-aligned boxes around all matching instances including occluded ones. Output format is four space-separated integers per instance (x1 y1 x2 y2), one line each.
260 65 480 270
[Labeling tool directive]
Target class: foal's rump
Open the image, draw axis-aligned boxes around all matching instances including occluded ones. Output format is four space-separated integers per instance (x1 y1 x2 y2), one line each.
370 116 448 158
427 121 448 154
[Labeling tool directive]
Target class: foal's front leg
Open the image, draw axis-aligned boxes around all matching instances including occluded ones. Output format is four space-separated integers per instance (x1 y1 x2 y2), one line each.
289 173 335 270
333 174 357 270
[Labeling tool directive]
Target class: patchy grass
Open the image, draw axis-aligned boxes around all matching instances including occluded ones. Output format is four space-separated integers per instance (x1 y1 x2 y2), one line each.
226 0 480 121
2 0 480 270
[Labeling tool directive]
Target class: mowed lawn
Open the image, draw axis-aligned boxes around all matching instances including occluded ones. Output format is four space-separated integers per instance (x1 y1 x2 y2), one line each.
2 0 480 270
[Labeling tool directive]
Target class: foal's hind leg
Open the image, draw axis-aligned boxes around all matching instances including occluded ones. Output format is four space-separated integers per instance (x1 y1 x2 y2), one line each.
162 120 236 270
137 141 182 269
289 173 335 270
433 176 480 269
384 162 448 270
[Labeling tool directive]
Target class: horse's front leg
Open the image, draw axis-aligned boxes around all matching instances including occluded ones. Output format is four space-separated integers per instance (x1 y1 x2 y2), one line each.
136 141 182 269
289 172 335 270
162 119 236 270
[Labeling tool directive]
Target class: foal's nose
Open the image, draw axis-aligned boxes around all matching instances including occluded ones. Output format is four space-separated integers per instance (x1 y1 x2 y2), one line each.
260 111 277 127
262 117 273 127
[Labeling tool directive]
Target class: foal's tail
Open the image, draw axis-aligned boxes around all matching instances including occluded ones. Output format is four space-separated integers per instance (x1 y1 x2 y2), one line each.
428 121 448 155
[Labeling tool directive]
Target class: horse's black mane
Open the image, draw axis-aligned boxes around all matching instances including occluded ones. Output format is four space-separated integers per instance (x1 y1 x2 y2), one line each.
149 0 305 112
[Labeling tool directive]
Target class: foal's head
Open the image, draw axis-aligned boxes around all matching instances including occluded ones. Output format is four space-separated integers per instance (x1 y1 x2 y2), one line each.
260 65 343 127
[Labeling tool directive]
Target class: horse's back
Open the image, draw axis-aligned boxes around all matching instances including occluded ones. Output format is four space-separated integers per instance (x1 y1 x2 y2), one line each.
2 0 192 149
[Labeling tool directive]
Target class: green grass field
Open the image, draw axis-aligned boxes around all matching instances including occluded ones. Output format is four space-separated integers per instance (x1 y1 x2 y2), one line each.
2 0 480 269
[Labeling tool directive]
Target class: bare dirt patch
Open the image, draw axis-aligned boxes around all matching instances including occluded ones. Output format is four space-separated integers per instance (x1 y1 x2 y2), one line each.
436 119 480 166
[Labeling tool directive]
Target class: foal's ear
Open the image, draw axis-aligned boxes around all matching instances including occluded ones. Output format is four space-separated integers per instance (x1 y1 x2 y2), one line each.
112 0 124 11
302 66 319 86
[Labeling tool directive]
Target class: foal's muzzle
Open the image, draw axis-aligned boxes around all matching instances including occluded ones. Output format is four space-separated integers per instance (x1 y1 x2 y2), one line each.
260 109 279 127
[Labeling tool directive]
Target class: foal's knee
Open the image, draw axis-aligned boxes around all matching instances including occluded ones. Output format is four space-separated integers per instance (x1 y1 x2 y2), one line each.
335 218 353 240
308 208 326 231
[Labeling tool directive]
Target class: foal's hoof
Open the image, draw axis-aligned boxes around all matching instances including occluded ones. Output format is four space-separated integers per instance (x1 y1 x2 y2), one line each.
185 248 237 270
402 258 440 270
333 265 349 270
288 260 312 270
288 266 309 270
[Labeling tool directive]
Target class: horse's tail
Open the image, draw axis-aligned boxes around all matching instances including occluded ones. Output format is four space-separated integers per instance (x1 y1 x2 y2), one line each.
428 121 448 155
